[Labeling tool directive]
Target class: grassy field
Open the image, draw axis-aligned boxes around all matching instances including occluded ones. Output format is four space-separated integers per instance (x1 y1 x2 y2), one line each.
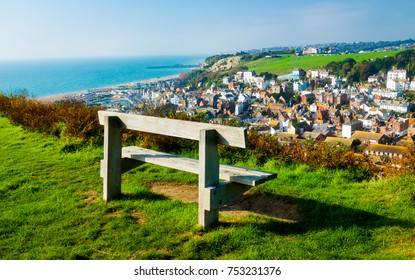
243 50 402 76
0 116 414 260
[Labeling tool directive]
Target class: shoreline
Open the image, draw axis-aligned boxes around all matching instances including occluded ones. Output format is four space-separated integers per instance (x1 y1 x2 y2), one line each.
37 73 181 103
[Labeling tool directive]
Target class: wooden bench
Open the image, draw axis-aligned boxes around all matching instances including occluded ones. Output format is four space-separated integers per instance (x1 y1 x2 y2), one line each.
98 111 277 227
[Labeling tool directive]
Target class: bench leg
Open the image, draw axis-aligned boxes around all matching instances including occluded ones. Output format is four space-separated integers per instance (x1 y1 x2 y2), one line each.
102 116 122 201
199 129 220 227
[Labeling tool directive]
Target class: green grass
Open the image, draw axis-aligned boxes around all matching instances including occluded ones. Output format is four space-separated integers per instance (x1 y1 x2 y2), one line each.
0 116 414 259
243 50 402 75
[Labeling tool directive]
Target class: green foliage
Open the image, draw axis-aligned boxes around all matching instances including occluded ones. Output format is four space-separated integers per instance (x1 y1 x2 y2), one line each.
203 54 232 68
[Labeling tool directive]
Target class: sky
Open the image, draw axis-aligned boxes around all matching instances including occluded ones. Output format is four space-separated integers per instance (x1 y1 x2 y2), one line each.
0 0 414 60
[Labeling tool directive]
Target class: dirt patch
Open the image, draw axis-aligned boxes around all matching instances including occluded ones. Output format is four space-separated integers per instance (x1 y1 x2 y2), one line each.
149 182 303 222
150 182 198 203
221 193 303 223
79 190 100 204
131 212 146 225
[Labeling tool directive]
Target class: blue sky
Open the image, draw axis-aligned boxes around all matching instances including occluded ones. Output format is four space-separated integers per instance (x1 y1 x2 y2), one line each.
0 0 414 60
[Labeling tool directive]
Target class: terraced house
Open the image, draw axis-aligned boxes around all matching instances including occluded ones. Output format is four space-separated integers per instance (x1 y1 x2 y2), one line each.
351 131 391 145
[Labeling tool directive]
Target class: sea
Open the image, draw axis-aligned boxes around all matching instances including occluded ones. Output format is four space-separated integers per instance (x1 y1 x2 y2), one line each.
0 55 207 98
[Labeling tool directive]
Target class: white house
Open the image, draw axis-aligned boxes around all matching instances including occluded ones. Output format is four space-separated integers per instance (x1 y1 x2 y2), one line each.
243 71 253 83
234 71 244 82
342 120 363 138
372 88 402 99
222 76 230 85
310 70 319 78
254 77 269 90
292 70 300 81
379 100 411 113
293 81 308 92
170 94 180 105
234 102 244 115
319 71 329 79
387 69 407 81
303 47 320 55
386 79 408 91
387 69 409 91
238 93 250 103
368 75 379 83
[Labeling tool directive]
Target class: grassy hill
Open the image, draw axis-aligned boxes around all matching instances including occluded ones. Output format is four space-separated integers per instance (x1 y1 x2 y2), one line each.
242 50 402 76
1 116 414 259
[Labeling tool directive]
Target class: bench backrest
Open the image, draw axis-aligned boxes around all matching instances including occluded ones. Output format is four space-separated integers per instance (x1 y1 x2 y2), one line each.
98 111 247 148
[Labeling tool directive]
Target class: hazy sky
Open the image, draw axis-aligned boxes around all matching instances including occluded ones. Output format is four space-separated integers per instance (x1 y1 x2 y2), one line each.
0 0 414 60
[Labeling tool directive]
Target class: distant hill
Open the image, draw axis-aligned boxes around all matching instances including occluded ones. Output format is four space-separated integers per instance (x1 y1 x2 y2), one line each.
245 38 415 54
183 48 407 86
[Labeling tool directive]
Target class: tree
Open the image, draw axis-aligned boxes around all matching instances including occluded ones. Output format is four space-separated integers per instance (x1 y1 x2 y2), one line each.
340 58 356 77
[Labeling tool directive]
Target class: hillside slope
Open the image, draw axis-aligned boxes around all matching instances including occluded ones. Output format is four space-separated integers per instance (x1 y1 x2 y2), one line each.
242 50 402 75
0 117 414 259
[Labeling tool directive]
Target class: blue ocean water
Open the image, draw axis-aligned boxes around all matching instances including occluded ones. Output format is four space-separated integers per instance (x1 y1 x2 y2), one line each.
0 55 207 98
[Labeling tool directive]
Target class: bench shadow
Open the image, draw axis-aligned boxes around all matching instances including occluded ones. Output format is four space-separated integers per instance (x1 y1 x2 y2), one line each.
118 189 168 201
116 186 413 235
219 193 414 235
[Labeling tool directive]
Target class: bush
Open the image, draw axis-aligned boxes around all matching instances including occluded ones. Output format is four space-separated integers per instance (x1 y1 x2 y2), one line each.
0 92 102 144
242 130 380 180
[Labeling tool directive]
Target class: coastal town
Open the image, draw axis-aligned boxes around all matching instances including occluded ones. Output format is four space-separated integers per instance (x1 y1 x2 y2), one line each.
72 50 415 161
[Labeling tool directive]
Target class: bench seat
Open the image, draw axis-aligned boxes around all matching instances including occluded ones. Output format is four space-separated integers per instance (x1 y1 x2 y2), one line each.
122 146 277 187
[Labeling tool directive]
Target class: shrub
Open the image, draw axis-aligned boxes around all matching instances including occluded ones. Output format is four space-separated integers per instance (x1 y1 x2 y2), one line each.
0 93 102 144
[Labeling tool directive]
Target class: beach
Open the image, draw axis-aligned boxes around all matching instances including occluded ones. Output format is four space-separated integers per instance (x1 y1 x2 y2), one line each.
37 73 181 103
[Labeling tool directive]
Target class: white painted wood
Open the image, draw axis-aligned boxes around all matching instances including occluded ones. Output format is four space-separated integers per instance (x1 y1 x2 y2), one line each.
98 111 247 148
122 146 277 186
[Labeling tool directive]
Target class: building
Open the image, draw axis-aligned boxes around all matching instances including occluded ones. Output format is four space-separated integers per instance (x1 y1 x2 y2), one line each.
342 120 363 138
386 79 408 91
325 137 357 148
243 71 253 83
293 81 308 92
379 100 411 113
387 69 407 81
371 89 402 99
386 69 409 91
292 69 305 81
222 76 231 85
351 131 391 145
365 144 407 158
368 75 380 83
303 47 320 55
